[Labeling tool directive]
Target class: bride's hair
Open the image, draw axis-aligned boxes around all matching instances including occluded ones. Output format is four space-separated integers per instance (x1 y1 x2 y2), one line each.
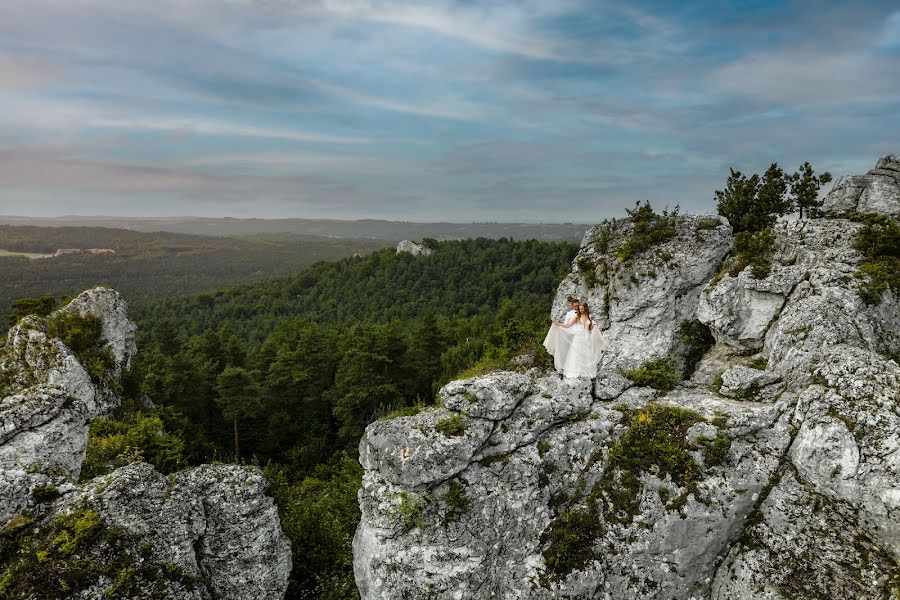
578 302 590 317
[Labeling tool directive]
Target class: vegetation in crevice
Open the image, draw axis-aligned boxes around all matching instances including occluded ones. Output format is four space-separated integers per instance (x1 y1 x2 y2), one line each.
435 414 465 437
440 481 470 525
678 319 715 378
539 403 729 585
846 212 900 305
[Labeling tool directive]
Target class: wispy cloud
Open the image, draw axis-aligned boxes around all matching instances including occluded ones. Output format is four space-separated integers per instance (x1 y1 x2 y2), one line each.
0 0 897 220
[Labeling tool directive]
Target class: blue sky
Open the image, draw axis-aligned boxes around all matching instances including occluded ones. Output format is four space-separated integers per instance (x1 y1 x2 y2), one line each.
0 0 898 221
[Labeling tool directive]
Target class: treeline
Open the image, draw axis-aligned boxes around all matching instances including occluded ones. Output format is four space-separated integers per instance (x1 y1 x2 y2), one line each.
79 237 577 599
0 225 387 326
131 237 577 342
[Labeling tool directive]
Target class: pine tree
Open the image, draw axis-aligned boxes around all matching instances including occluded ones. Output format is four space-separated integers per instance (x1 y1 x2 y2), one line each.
790 162 832 219
215 366 259 461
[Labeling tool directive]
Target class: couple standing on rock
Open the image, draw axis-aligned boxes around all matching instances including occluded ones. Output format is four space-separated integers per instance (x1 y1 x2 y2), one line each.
542 296 605 380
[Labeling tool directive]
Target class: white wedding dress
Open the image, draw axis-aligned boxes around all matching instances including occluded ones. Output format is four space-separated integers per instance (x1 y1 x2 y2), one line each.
543 318 604 379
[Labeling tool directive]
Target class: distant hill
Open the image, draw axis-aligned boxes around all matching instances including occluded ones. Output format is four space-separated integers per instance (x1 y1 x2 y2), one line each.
0 216 589 242
0 225 388 325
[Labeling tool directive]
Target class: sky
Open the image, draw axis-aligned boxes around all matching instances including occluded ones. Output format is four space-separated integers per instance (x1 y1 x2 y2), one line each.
0 0 898 222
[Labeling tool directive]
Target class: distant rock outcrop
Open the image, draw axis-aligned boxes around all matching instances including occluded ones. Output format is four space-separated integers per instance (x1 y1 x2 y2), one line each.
396 240 434 256
0 288 291 599
354 162 900 599
822 154 900 217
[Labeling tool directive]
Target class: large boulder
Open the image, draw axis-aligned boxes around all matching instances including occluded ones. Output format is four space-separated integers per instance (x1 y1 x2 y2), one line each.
822 154 900 218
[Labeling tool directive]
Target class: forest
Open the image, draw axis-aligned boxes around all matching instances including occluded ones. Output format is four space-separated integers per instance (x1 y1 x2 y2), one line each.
0 225 387 324
62 237 578 599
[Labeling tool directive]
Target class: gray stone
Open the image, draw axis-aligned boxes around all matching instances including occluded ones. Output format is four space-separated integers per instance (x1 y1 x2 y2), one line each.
396 240 434 256
822 154 900 218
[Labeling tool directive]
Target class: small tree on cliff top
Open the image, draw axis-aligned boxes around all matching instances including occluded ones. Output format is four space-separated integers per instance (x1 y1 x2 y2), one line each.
790 162 832 219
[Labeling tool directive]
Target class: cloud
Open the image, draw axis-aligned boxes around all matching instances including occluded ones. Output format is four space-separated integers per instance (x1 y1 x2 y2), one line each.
0 53 64 91
88 116 372 144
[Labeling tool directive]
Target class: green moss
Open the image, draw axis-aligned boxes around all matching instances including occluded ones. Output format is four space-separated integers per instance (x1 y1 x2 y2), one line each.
441 481 470 525
696 434 732 467
697 217 722 230
678 320 715 378
537 441 551 457
576 256 600 287
617 201 679 262
435 414 465 437
746 356 768 370
538 504 604 586
621 357 680 393
709 370 725 394
0 504 196 599
393 491 432 532
30 483 61 504
599 403 704 523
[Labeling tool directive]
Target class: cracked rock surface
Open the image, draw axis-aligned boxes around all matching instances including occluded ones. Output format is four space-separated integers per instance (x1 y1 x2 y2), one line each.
354 158 900 599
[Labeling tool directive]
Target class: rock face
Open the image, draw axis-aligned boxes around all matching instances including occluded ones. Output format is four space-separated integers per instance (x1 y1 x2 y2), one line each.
354 170 900 598
0 289 292 600
396 240 435 256
822 154 900 218
551 214 731 370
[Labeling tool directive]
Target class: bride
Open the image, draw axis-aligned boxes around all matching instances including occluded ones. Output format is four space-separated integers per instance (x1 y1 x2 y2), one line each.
543 302 604 379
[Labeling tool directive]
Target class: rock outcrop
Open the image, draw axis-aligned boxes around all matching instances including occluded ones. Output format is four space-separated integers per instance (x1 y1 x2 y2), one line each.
822 154 900 218
396 240 435 257
354 161 900 599
0 289 292 599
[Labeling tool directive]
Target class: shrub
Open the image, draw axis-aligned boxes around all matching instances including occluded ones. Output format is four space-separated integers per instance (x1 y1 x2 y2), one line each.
730 228 776 279
81 405 187 480
576 256 599 287
621 357 680 393
435 414 465 437
45 311 116 384
678 320 715 377
539 504 603 585
441 481 470 525
617 201 679 262
599 403 704 523
394 491 432 531
848 213 900 304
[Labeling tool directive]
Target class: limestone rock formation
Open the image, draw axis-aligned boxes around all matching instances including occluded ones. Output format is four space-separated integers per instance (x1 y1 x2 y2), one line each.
822 154 900 218
354 166 900 599
396 240 435 257
551 214 731 370
0 289 291 600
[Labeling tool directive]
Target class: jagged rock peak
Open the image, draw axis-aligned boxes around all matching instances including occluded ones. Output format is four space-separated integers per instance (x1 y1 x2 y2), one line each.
353 206 900 599
396 240 435 256
822 153 900 218
0 288 292 600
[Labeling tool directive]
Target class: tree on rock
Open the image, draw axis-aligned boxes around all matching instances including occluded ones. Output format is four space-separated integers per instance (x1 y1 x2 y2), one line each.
790 162 832 219
715 164 789 233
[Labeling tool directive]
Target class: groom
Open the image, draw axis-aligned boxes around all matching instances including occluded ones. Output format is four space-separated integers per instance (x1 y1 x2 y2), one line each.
563 296 579 325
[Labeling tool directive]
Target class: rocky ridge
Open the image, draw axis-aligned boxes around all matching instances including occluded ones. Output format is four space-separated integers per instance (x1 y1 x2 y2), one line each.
353 157 900 599
0 288 291 599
